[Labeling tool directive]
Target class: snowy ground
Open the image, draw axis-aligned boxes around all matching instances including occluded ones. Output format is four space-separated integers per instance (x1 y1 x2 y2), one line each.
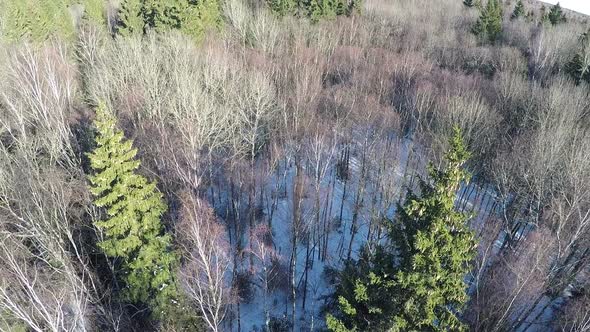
208 136 515 331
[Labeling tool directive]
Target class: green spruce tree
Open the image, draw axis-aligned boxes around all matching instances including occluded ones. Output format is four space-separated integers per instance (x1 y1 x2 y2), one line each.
2 0 106 42
307 0 324 22
118 0 221 40
566 30 590 85
548 2 567 25
327 127 476 331
540 5 550 23
472 0 503 43
180 0 222 40
87 103 178 317
326 246 399 331
511 0 525 20
390 127 476 331
267 0 297 16
118 0 144 36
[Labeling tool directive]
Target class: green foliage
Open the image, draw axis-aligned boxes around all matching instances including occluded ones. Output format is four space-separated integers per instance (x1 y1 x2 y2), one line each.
266 0 359 21
472 0 503 43
511 0 525 20
87 102 178 317
267 0 297 16
566 30 590 85
118 0 222 40
179 0 222 40
119 0 144 36
327 246 399 331
540 5 549 23
548 2 567 25
390 128 475 331
1 0 107 42
327 128 476 332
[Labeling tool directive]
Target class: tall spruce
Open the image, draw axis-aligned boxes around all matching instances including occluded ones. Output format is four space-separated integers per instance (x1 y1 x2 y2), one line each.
511 0 525 20
267 0 358 20
548 2 567 25
118 0 144 36
390 127 476 331
87 103 178 317
472 0 503 43
327 127 476 331
566 30 590 85
2 0 106 41
118 0 221 40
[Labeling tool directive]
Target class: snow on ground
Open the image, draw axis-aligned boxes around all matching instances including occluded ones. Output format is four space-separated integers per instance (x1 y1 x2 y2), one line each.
210 135 506 331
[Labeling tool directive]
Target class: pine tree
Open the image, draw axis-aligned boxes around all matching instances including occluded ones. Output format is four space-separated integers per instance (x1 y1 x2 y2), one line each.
327 128 476 331
548 2 567 25
118 0 221 40
118 0 144 36
307 0 324 22
326 246 399 331
540 5 549 23
472 0 503 43
2 0 93 41
322 0 339 19
511 0 525 20
180 0 222 40
87 103 178 317
566 30 590 85
267 0 297 16
390 127 476 331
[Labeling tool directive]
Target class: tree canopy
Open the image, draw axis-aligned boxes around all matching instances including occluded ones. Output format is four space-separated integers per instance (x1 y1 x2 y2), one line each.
327 127 476 331
87 103 178 317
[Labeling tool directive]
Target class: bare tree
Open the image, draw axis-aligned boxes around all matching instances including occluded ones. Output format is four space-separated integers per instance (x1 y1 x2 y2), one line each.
558 292 590 332
247 223 280 330
178 192 232 332
466 227 557 332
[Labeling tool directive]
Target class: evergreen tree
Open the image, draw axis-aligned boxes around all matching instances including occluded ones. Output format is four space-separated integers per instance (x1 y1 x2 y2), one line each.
267 0 297 16
118 0 144 36
472 0 503 43
390 127 476 331
326 246 399 331
267 0 356 20
2 0 106 42
321 0 339 19
511 0 525 20
327 128 476 331
540 5 549 23
180 0 222 40
548 2 567 25
118 0 221 40
307 0 324 22
566 30 590 85
87 103 178 317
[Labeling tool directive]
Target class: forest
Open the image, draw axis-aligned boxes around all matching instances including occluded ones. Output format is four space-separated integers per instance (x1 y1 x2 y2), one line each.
0 0 589 331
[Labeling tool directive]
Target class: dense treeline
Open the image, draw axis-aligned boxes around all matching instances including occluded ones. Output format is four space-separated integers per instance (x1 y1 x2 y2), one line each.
0 0 589 331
